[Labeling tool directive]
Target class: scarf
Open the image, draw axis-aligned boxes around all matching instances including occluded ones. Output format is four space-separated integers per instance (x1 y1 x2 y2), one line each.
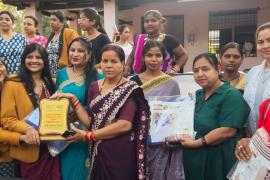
244 60 270 135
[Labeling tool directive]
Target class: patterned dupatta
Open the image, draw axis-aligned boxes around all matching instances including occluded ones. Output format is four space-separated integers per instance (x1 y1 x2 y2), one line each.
133 34 172 74
88 80 150 180
141 74 173 94
244 60 270 134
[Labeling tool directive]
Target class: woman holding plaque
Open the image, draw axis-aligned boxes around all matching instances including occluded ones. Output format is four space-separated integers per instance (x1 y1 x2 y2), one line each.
55 37 103 180
51 44 150 180
169 53 250 180
219 42 245 93
1 44 60 180
130 40 184 180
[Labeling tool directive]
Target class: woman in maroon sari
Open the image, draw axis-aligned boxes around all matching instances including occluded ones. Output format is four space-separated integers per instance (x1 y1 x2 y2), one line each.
52 44 150 180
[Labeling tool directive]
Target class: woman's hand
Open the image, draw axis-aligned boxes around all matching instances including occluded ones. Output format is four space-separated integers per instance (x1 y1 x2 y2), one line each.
50 92 76 101
165 135 182 148
65 124 85 142
166 134 200 148
123 66 131 77
23 127 40 145
167 65 180 75
235 138 252 160
179 135 200 148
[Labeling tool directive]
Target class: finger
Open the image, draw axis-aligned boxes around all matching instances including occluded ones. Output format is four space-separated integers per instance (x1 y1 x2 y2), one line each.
70 124 84 134
235 150 242 160
241 147 252 160
65 136 76 142
237 151 246 160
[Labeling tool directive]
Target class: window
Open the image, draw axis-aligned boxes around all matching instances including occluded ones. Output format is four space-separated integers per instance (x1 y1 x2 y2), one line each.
208 9 257 56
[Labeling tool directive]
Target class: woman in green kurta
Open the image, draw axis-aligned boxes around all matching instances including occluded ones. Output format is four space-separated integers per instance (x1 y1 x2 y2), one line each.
169 53 250 180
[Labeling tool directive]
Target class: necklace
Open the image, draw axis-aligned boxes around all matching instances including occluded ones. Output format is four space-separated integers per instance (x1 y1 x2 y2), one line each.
99 76 123 94
35 81 50 104
230 72 240 87
145 33 165 43
71 66 85 80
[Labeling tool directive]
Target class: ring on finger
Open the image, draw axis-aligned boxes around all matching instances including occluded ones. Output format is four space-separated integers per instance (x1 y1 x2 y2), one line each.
238 145 243 150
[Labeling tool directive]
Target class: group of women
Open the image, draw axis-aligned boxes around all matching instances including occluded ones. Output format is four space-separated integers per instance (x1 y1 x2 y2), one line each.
0 6 270 180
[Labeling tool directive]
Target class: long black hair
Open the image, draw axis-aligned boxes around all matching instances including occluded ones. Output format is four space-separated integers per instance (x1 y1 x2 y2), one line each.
140 40 166 72
68 36 97 90
46 11 67 57
18 43 55 107
80 8 107 34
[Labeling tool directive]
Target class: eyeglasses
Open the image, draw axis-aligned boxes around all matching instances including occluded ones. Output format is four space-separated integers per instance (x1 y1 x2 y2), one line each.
78 17 89 23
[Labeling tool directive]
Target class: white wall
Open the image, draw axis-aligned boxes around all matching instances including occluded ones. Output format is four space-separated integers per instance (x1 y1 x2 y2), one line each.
132 0 270 71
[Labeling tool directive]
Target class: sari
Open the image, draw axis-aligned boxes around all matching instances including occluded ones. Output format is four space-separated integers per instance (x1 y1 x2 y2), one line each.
87 80 150 180
131 74 185 180
54 68 103 180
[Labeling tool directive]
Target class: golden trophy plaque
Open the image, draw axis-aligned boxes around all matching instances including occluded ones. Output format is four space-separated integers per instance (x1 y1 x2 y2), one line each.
39 98 70 140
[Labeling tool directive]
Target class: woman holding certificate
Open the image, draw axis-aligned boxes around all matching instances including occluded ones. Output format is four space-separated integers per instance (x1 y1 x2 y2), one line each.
1 44 60 180
51 44 150 180
170 53 250 180
130 40 184 180
55 37 103 180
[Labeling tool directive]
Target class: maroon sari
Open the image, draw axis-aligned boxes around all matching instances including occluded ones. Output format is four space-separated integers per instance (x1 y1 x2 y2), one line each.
87 80 150 180
20 87 61 180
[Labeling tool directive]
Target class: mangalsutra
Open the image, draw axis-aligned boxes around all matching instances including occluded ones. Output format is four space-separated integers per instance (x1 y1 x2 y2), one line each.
99 76 123 93
230 72 240 86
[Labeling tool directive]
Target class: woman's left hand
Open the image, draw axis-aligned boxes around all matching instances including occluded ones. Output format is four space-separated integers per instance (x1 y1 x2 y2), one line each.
65 124 85 142
179 135 199 148
235 138 252 161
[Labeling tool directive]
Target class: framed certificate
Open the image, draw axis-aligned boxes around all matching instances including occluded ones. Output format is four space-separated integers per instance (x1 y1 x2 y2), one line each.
39 98 70 140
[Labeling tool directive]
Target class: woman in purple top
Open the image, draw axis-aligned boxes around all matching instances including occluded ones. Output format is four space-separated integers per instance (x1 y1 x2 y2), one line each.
51 44 150 180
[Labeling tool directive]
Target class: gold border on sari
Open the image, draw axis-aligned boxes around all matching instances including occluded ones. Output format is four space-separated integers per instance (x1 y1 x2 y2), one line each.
141 74 172 94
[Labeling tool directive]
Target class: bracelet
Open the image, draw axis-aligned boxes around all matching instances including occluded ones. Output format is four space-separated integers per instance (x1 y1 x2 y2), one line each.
84 131 90 141
72 99 80 110
90 131 96 142
201 136 208 146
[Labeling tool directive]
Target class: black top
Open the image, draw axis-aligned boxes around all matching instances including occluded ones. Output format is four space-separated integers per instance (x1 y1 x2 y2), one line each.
163 34 180 60
91 33 111 64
